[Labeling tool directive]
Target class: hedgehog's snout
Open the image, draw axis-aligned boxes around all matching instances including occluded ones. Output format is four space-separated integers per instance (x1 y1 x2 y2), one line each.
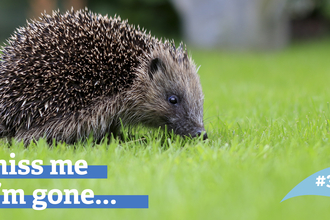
196 130 208 140
188 128 207 140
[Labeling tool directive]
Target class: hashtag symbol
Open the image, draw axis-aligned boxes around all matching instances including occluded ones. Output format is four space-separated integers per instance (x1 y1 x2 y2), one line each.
316 175 326 186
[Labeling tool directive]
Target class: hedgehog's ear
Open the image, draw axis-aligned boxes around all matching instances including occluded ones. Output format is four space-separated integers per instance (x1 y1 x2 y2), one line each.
148 58 164 80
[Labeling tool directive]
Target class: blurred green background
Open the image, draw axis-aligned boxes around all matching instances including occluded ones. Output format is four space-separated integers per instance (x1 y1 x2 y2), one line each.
0 0 181 42
2 0 330 48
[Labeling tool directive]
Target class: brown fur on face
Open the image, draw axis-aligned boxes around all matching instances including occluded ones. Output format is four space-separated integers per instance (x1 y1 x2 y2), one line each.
0 8 206 144
123 43 206 138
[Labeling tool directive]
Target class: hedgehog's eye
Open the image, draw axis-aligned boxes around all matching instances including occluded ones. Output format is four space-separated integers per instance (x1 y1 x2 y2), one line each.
168 95 178 105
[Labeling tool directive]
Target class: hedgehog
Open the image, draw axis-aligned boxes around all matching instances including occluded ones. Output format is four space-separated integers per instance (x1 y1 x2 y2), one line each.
0 8 207 145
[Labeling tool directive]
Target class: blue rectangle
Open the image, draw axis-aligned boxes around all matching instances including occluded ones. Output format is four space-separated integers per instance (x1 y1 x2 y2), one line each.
0 165 107 179
0 195 148 209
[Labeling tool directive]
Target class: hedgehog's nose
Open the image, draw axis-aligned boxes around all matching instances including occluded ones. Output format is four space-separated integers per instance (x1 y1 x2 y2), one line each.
196 130 208 140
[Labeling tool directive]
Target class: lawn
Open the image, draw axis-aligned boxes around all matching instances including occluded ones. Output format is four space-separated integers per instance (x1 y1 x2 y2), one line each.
1 39 330 219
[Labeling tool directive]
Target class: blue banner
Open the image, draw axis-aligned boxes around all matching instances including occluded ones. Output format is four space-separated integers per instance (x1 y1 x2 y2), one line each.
0 195 148 209
0 165 107 179
282 167 330 202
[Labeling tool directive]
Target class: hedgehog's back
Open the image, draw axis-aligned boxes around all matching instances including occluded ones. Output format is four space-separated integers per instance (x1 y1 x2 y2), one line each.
0 9 153 135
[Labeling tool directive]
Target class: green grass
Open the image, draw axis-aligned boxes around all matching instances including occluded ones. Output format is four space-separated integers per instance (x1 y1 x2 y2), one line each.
1 39 330 219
